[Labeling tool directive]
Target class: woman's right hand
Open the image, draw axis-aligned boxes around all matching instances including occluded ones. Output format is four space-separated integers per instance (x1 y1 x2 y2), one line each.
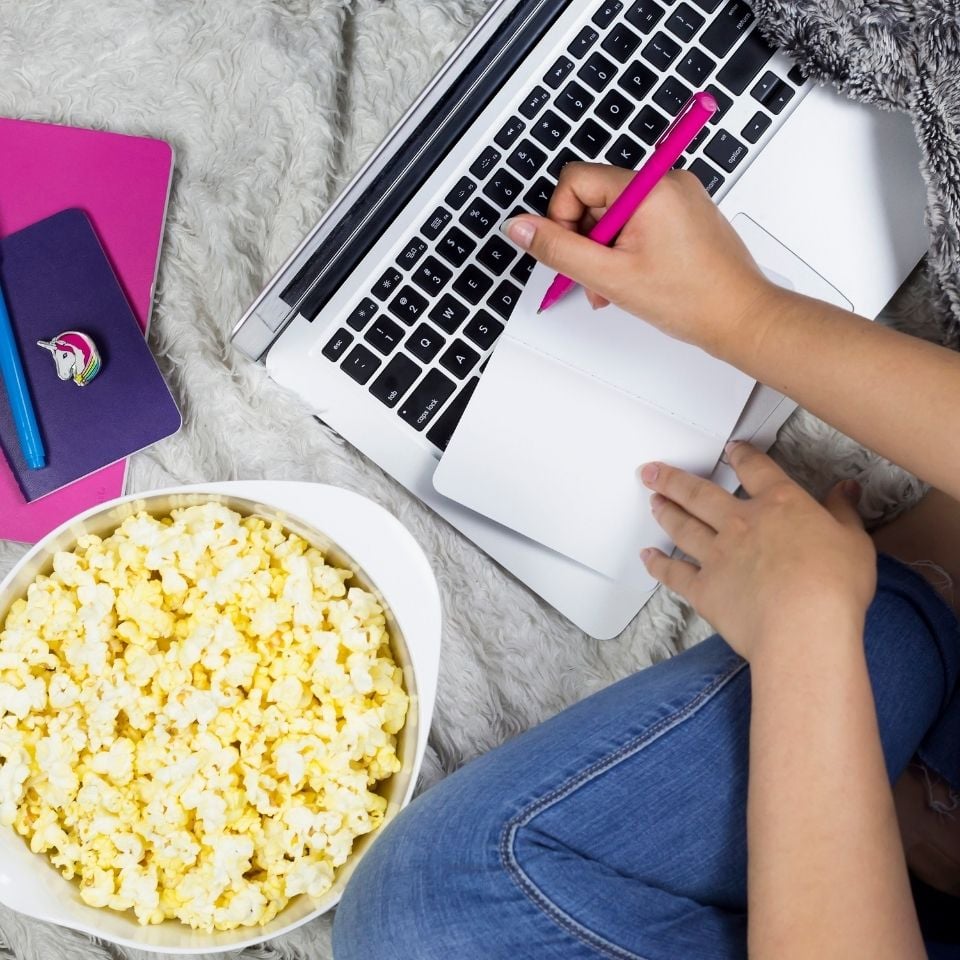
502 163 781 359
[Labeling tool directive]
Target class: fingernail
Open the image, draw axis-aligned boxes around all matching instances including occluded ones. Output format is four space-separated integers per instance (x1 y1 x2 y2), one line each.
502 217 536 250
724 441 740 457
650 493 665 514
639 462 660 486
640 548 654 563
842 479 861 502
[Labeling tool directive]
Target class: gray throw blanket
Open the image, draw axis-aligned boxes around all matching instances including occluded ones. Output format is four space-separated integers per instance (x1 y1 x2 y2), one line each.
753 0 960 345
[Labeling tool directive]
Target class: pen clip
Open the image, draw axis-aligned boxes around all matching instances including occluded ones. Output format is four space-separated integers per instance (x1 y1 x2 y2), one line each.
654 94 700 149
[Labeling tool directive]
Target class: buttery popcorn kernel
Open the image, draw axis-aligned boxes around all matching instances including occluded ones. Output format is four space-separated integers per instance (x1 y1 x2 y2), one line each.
0 503 408 931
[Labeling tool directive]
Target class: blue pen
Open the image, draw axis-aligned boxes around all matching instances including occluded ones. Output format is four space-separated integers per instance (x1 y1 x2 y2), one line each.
0 268 46 470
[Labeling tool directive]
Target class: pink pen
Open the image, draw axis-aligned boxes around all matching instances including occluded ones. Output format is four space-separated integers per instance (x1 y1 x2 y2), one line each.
537 90 717 314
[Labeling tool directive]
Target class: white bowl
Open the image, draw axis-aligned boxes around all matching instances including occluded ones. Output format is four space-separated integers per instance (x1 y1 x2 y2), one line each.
0 481 441 954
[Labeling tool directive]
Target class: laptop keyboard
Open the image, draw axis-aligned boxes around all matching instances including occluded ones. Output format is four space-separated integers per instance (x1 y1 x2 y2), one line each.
319 0 801 453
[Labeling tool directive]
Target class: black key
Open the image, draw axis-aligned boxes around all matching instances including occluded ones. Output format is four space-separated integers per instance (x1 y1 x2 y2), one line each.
672 156 686 169
568 25 599 59
741 110 771 143
369 354 421 408
422 207 452 240
405 322 446 363
688 158 725 195
371 267 403 301
364 315 405 354
445 176 477 210
602 23 642 63
506 140 548 178
556 81 596 122
322 328 353 361
440 339 481 379
483 168 524 209
544 55 575 89
625 0 665 34
463 310 504 351
436 228 477 268
652 76 692 115
630 104 669 144
532 109 572 149
578 52 617 92
387 285 429 325
453 265 494 305
750 70 779 104
396 237 428 271
571 119 612 158
596 89 635 129
487 280 523 321
342 344 381 385
460 198 500 239
476 235 518 276
686 127 709 154
705 84 732 122
606 133 645 168
519 85 550 119
690 0 722 10
787 64 806 86
593 0 624 28
641 31 681 71
429 294 469 334
665 2 705 41
411 255 454 294
548 146 583 178
397 368 456 431
704 128 748 172
345 298 377 332
700 0 754 57
427 377 479 452
511 254 536 285
766 81 795 115
495 117 526 150
677 47 716 85
716 29 776 95
470 146 502 180
523 177 555 217
617 60 657 101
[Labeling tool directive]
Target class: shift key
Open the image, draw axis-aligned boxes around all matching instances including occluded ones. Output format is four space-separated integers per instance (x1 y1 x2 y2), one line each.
398 368 456 431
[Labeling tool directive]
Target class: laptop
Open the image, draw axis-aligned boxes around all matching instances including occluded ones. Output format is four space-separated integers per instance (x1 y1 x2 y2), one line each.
232 0 928 639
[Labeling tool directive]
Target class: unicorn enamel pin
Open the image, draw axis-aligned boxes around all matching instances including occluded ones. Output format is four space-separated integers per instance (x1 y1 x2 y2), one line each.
36 331 102 387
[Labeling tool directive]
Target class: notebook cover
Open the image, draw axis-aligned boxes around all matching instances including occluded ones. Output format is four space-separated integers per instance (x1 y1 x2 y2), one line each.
0 209 181 502
0 117 172 541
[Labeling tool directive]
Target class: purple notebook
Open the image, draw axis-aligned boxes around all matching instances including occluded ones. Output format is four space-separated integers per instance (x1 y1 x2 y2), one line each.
0 209 181 502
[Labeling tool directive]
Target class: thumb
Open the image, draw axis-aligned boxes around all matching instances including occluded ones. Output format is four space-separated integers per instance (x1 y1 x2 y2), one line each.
502 215 623 302
823 480 865 529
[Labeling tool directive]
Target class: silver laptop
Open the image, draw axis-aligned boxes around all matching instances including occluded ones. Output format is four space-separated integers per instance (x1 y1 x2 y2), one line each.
232 0 928 638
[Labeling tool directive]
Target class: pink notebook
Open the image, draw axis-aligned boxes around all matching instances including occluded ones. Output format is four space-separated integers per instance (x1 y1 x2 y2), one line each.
0 117 173 543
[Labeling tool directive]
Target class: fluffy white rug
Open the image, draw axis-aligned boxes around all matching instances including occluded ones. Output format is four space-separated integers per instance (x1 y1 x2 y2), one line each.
0 1 936 958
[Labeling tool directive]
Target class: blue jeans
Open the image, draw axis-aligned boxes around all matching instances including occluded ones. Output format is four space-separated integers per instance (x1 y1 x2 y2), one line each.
333 556 960 959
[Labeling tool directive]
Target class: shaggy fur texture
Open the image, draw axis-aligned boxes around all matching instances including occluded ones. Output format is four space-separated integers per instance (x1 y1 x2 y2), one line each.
0 1 951 957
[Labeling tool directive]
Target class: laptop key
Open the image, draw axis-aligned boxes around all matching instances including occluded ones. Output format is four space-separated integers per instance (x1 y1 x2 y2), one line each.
602 23 642 63
544 55 575 89
741 110 771 143
342 344 381 385
596 90 635 129
464 310 505 351
369 353 421 409
345 297 377 332
406 322 446 362
440 339 481 379
387 285 429 325
429 293 469 334
524 177 555 217
677 47 716 86
578 52 617 92
716 30 776 95
460 198 500 238
766 81 795 115
705 83 732 122
700 0 755 57
483 168 524 209
422 206 452 240
606 133 646 168
411 255 454 294
322 328 353 362
653 76 692 115
556 81 596 122
641 31 681 71
364 316 405 354
437 228 477 267
704 128 748 172
453 265 495 305
488 280 523 321
397 368 456 431
625 0 666 34
519 85 550 119
371 267 403 301
690 0 722 11
495 117 526 150
592 1 624 29
445 176 477 211
686 127 709 154
426 377 480 452
618 60 657 101
750 70 779 104
630 103 669 144
569 25 599 59
666 3 705 41
548 146 583 178
532 109 572 150
787 64 806 85
511 254 537 285
396 237 428 271
470 145 502 181
572 119 612 158
477 235 518 276
507 140 548 178
672 156 686 169
688 158 725 195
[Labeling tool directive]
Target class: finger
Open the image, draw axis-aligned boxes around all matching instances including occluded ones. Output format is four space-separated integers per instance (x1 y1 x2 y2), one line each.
823 480 866 529
640 548 699 600
639 462 736 529
584 290 611 310
548 162 634 229
650 494 716 561
725 442 789 497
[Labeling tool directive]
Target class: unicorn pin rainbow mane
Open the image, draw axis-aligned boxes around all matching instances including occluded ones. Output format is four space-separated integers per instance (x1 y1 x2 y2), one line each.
36 330 101 387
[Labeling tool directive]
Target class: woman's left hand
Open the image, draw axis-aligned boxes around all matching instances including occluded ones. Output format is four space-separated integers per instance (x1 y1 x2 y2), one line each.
639 442 877 662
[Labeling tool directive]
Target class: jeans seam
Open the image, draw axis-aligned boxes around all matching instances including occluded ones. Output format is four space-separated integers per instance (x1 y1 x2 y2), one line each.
499 657 749 960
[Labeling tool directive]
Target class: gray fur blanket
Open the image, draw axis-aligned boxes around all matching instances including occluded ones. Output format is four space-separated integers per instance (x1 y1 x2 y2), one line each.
0 2 955 959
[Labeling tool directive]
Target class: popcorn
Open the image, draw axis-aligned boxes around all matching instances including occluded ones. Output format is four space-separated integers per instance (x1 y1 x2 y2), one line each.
0 503 408 931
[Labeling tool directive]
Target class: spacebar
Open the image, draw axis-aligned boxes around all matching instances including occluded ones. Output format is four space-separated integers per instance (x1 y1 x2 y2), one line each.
716 30 776 95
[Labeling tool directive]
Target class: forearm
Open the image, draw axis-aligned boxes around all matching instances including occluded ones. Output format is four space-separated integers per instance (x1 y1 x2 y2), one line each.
721 289 960 500
747 616 925 960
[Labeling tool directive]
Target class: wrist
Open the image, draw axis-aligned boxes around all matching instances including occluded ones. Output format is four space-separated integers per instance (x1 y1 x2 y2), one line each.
708 279 796 370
